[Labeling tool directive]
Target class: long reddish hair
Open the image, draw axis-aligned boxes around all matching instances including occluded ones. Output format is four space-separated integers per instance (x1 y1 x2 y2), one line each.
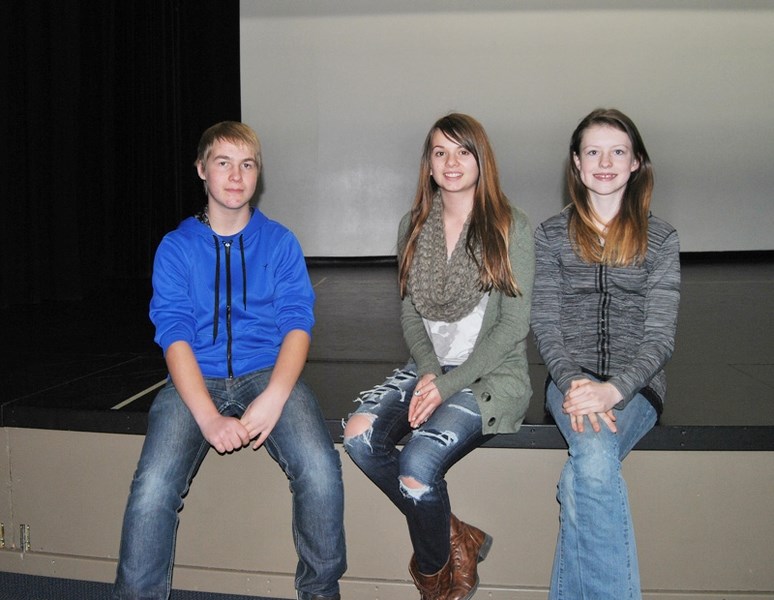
567 108 653 266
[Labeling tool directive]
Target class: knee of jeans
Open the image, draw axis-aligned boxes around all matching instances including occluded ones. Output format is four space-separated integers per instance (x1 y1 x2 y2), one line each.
568 435 619 485
129 469 184 514
399 475 431 502
342 412 377 453
308 441 343 475
296 453 343 502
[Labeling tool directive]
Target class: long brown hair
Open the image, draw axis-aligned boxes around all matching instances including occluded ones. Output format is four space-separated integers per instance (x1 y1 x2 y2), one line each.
398 113 518 298
567 108 653 266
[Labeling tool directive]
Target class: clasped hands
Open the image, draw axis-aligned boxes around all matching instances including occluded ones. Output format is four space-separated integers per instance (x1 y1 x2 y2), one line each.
199 393 284 454
562 379 622 434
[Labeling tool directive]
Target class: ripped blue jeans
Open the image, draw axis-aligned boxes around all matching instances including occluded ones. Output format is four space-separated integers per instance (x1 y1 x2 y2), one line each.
343 363 486 575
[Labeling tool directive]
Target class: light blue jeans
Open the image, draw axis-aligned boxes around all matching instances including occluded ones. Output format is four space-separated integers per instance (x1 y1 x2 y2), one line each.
546 380 657 600
343 364 488 575
113 368 346 600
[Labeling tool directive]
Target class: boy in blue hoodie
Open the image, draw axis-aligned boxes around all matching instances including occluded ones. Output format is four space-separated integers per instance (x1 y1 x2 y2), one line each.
113 122 346 600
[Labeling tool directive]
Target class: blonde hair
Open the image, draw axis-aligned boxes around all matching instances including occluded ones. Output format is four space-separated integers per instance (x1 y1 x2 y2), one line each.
567 108 652 266
398 113 519 298
196 121 262 171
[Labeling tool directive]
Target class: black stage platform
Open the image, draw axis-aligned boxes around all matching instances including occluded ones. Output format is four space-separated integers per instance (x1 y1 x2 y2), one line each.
2 254 772 451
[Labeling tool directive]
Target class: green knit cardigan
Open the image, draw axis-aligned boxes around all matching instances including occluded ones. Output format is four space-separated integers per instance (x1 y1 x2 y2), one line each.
398 205 535 435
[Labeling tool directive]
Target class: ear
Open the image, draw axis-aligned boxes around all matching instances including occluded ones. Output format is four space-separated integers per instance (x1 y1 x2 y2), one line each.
630 156 640 172
572 152 581 171
196 160 207 180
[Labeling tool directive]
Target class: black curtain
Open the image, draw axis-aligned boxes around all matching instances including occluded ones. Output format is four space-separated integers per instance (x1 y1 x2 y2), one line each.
1 1 241 307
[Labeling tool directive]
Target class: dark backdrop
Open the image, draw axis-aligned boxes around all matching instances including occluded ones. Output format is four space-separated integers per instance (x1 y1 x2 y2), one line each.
1 1 241 307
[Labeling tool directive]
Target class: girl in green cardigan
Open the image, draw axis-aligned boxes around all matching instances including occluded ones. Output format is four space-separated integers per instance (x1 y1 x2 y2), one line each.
344 113 534 600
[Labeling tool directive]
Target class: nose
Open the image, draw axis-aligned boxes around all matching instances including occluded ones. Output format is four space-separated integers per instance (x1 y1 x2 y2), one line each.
229 167 242 181
445 152 459 167
599 152 613 168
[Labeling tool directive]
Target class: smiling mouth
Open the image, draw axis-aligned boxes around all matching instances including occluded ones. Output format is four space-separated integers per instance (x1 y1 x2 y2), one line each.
444 172 463 178
594 173 616 181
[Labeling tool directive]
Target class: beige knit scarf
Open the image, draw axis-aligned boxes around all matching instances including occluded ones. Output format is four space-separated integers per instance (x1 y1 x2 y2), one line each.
407 195 483 322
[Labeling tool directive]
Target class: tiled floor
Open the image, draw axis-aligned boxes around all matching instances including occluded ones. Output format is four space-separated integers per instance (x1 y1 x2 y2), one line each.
2 254 772 449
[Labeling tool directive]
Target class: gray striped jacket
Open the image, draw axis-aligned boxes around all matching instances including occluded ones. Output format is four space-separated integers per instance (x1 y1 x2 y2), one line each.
531 209 680 411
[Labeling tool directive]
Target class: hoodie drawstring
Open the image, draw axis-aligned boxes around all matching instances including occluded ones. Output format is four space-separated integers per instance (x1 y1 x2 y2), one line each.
211 235 220 343
239 234 247 310
212 234 247 378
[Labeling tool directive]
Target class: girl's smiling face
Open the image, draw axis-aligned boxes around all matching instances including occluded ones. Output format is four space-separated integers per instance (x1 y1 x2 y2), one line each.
429 129 480 197
573 124 640 206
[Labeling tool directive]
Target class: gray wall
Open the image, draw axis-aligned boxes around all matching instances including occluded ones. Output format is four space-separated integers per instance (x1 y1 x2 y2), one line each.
239 1 774 256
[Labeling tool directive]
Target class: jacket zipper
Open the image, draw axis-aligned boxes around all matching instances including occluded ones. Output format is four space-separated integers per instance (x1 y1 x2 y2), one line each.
596 263 611 375
223 240 234 379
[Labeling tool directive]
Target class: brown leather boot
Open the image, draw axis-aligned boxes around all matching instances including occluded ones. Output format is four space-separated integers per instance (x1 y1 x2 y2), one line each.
447 513 493 600
409 554 452 600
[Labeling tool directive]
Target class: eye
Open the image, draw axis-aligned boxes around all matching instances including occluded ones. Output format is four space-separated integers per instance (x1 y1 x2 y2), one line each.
586 150 598 156
459 149 470 156
434 150 445 157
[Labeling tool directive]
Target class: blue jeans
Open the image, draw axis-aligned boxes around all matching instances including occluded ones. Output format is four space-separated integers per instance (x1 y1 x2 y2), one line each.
113 368 346 600
546 380 657 600
343 364 487 575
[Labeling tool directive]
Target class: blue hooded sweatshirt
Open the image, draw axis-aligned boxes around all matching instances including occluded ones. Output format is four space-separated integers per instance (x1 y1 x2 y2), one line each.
150 209 315 379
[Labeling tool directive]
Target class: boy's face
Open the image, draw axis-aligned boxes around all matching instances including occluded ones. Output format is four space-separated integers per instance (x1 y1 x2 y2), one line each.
197 139 260 214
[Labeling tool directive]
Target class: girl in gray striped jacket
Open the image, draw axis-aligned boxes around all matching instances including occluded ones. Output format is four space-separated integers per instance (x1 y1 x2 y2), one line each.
531 108 680 600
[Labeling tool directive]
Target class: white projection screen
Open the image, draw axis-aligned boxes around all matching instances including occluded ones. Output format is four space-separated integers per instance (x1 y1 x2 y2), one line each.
240 1 774 256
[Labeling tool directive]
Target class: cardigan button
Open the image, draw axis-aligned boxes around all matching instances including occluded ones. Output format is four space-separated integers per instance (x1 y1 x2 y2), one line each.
482 393 491 402
487 417 496 426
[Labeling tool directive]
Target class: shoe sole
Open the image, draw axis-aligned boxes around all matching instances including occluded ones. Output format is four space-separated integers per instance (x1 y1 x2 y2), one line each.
478 533 493 563
460 534 493 600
